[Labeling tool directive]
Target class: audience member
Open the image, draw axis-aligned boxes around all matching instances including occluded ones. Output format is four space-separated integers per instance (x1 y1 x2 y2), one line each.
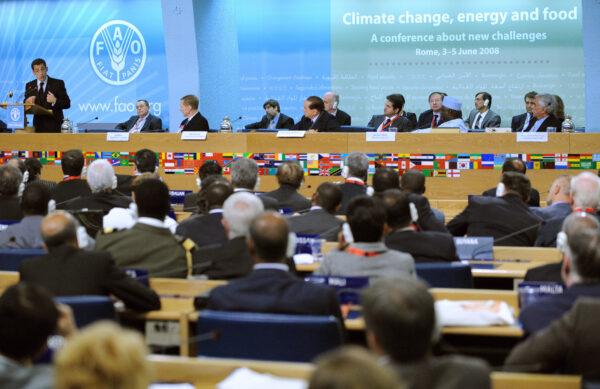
532 175 571 221
0 164 24 221
0 183 49 248
292 96 340 132
230 157 278 210
417 92 446 129
265 161 311 212
482 157 540 206
245 99 294 129
437 96 468 133
183 159 223 212
116 148 158 196
24 158 56 191
400 169 446 227
51 149 91 205
339 152 369 214
287 182 343 241
465 92 501 130
511 91 537 132
323 91 351 126
367 94 412 132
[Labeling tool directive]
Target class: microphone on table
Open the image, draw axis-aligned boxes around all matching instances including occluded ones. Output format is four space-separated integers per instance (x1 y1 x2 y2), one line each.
76 116 99 133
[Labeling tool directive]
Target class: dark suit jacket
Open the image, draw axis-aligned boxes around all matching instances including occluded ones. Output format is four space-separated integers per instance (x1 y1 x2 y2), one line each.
24 77 71 133
20 244 160 312
207 268 342 320
194 236 255 280
59 191 132 215
524 114 561 132
367 115 412 132
287 208 343 241
265 184 311 212
447 194 541 246
292 112 340 132
408 193 448 233
511 112 535 132
176 212 227 249
338 182 367 215
417 109 444 129
532 203 572 221
180 112 209 131
402 111 418 130
0 196 23 221
482 186 541 207
395 355 491 389
115 114 162 132
51 179 92 205
234 188 279 211
333 109 351 126
245 113 294 129
524 262 563 283
183 192 201 212
385 230 458 263
535 216 565 247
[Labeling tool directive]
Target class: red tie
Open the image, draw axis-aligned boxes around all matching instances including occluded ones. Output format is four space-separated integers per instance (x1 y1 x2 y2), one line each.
431 114 438 128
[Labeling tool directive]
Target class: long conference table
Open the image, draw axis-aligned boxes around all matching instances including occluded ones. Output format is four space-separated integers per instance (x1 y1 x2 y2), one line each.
1 132 597 198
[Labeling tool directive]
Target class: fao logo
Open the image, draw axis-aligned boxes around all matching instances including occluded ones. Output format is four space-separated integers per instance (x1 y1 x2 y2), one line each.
9 108 20 122
90 20 146 86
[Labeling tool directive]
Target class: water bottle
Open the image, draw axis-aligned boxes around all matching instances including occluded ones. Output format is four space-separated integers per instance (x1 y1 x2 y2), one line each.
219 116 232 132
561 115 575 133
60 118 73 133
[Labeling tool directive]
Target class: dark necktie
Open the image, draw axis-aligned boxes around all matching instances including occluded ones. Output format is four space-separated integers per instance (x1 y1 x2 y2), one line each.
431 114 438 128
38 82 45 102
524 117 536 132
474 113 482 129
180 118 189 128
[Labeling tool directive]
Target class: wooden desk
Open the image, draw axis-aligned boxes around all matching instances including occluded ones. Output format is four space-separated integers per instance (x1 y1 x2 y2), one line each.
491 372 581 389
149 278 226 298
0 271 18 293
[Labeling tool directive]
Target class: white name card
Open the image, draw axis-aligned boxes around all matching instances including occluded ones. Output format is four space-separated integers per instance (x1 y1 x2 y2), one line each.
366 132 396 142
277 130 305 138
180 131 207 140
106 132 130 142
517 132 548 142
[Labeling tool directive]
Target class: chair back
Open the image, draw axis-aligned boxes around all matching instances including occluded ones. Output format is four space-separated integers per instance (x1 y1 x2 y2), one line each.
0 248 45 271
55 295 116 328
416 262 473 288
197 310 343 362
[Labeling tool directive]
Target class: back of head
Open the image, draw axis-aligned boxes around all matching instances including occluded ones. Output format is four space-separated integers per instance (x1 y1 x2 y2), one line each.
24 158 42 180
41 211 79 249
21 182 50 216
249 212 289 263
181 94 199 110
502 158 527 174
55 321 150 389
381 189 412 229
87 159 116 193
386 94 405 112
566 228 600 282
7 158 26 174
373 168 400 194
501 171 531 202
134 179 170 220
130 172 161 193
0 164 22 196
205 181 233 209
230 158 258 190
315 182 342 214
306 96 325 112
222 192 264 239
347 196 386 242
134 149 157 173
400 169 425 195
571 172 600 210
61 149 85 176
0 283 58 362
276 161 304 189
199 160 222 180
345 152 369 181
362 277 435 363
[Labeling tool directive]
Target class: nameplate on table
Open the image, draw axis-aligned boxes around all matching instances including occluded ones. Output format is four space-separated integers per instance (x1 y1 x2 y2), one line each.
517 132 548 142
277 130 305 138
180 131 207 140
106 133 130 142
366 132 396 142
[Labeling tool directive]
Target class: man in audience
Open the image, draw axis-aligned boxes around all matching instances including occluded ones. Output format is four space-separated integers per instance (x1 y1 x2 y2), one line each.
115 99 162 133
382 190 458 263
292 96 340 132
205 212 342 319
367 94 411 132
245 99 294 130
265 161 310 212
362 277 491 388
400 169 446 225
0 183 49 248
523 93 561 132
95 179 192 278
0 164 24 221
315 196 415 278
520 215 600 334
417 92 446 129
230 157 278 210
176 181 232 249
24 158 56 191
447 172 541 246
323 91 351 126
532 175 571 221
287 182 343 241
183 160 223 212
20 211 160 311
116 148 158 196
51 149 91 205
466 92 501 130
511 91 537 132
482 157 541 207
178 94 209 131
339 152 369 214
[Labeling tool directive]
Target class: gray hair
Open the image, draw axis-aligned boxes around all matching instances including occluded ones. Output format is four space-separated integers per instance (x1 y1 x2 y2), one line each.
230 158 258 190
323 91 340 103
535 94 554 115
87 159 116 193
222 192 264 239
345 152 369 180
571 172 600 209
0 164 22 196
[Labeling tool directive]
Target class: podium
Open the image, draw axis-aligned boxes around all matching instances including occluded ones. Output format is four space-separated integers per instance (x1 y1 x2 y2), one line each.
0 102 52 131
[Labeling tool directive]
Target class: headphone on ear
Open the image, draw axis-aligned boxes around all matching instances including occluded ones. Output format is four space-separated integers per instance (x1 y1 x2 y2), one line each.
196 177 202 189
286 232 297 258
254 176 261 191
341 166 349 179
332 100 338 110
557 231 568 253
483 99 489 107
47 199 56 214
342 223 354 243
495 182 506 197
111 175 118 190
18 171 29 197
409 202 419 223
81 165 87 178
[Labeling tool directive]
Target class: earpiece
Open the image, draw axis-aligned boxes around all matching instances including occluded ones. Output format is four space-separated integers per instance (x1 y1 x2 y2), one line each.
286 232 297 258
483 99 489 107
557 231 568 253
254 176 261 191
18 171 29 197
111 175 118 190
409 202 419 223
341 166 349 179
366 186 374 196
332 101 338 110
495 182 506 197
76 226 89 249
342 223 354 243
22 171 29 184
47 199 56 214
129 202 138 219
81 165 87 178
196 177 202 189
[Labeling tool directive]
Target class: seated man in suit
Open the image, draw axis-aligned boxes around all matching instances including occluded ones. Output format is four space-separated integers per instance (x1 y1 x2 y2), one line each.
287 182 343 241
523 93 561 132
183 160 223 212
382 190 458 263
511 91 537 132
24 158 56 192
292 96 340 132
0 119 6 131
482 157 541 207
362 277 491 389
205 212 342 320
367 94 412 132
315 196 415 279
437 96 468 132
532 175 571 221
0 164 24 222
447 172 542 246
230 157 278 211
465 92 501 130
178 94 209 132
519 217 600 335
323 91 351 126
245 99 294 130
51 149 92 205
339 152 369 214
115 99 162 133
0 183 49 249
417 92 446 129
176 180 232 249
95 179 192 278
20 211 160 312
265 161 310 212
400 169 445 225
116 148 158 196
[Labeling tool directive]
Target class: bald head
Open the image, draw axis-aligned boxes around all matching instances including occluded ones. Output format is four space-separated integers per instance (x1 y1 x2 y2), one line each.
248 212 289 263
571 172 600 210
41 211 78 249
547 175 571 205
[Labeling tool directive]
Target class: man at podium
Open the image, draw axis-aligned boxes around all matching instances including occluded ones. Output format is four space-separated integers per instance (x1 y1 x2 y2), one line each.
24 58 71 133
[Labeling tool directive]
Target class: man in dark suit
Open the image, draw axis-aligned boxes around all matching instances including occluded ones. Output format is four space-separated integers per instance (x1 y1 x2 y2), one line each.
178 94 209 131
265 161 310 212
205 212 342 320
323 92 351 126
116 148 158 196
288 182 343 241
20 211 160 312
24 58 70 133
230 157 279 211
0 183 49 249
417 92 446 129
51 149 92 205
245 99 294 130
367 94 412 132
465 92 502 130
400 169 446 226
482 157 541 207
511 91 537 132
183 160 223 212
523 93 561 132
0 164 24 222
339 152 369 214
115 99 162 133
292 96 340 132
363 277 491 389
448 172 542 246
382 190 458 263
0 119 6 131
24 158 56 192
